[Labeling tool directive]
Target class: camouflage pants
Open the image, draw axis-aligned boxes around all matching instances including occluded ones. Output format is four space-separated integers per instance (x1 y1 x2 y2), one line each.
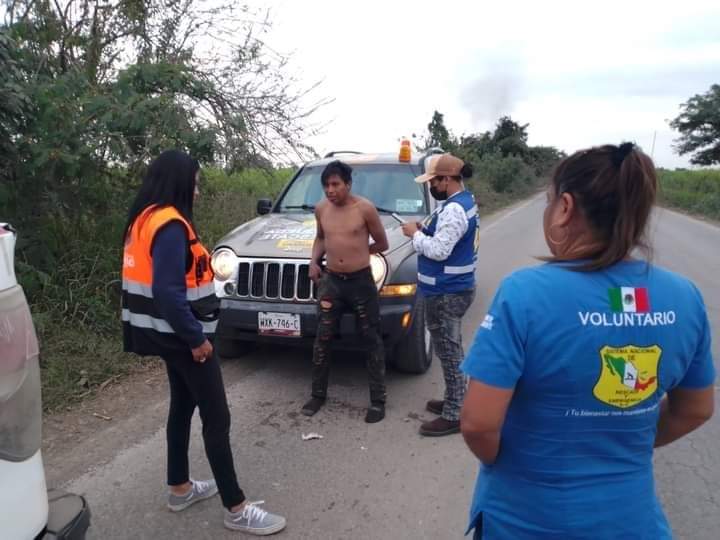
425 289 475 421
311 268 386 404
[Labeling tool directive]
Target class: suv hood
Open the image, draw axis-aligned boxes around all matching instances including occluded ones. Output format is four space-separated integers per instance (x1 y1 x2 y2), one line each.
214 213 416 259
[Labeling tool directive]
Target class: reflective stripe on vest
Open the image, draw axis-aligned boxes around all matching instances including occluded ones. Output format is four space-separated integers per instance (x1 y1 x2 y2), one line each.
445 263 475 274
121 205 219 349
122 278 216 302
418 273 437 285
122 309 217 334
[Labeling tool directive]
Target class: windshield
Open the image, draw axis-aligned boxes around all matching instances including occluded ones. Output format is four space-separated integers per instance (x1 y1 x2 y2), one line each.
276 164 428 214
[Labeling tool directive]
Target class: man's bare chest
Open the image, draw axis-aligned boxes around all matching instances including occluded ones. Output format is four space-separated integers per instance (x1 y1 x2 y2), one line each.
321 208 367 238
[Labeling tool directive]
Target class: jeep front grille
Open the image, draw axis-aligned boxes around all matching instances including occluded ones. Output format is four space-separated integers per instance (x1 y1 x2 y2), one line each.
235 259 317 302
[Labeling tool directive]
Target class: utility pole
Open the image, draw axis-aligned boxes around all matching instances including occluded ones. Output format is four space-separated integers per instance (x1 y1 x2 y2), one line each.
650 131 657 159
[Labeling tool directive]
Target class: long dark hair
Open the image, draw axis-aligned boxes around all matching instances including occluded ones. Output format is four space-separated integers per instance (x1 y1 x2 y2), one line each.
123 150 200 242
547 143 657 271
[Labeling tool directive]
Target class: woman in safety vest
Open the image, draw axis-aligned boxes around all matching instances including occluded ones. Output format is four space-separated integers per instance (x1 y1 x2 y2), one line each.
121 150 286 536
460 143 714 539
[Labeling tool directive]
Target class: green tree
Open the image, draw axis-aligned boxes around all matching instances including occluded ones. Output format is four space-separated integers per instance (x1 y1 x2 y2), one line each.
478 152 534 193
491 116 529 157
457 132 493 160
670 84 720 166
452 116 530 163
526 145 566 176
423 110 456 152
418 111 562 200
0 32 32 185
1 0 326 325
4 0 325 168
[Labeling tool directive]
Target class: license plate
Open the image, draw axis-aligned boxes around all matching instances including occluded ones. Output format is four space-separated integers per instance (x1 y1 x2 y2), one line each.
258 312 301 337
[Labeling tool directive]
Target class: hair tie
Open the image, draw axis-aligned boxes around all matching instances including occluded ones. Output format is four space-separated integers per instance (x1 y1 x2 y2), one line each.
612 142 634 167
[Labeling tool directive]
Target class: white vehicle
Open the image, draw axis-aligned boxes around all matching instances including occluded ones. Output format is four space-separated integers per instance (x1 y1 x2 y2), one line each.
0 223 91 539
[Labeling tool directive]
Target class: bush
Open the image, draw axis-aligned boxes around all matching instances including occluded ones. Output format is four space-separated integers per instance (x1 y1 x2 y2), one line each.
477 152 536 194
657 169 720 220
195 167 294 246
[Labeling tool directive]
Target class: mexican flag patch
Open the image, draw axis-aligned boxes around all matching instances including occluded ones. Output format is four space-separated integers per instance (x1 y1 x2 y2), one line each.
608 287 650 313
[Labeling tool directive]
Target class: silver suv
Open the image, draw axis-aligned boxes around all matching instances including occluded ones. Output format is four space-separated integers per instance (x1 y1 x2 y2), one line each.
211 148 444 373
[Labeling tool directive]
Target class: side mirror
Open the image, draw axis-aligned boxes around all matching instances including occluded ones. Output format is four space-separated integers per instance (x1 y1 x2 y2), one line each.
256 198 272 215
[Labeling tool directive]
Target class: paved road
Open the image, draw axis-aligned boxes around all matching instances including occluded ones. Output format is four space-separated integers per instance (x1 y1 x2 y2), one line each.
647 207 720 539
52 196 720 539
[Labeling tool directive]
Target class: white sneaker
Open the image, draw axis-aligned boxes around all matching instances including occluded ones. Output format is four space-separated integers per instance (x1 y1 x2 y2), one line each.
224 500 287 536
167 478 218 512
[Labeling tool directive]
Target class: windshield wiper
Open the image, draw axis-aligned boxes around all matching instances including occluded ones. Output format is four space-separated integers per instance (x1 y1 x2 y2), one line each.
281 204 316 212
282 204 403 216
375 206 408 224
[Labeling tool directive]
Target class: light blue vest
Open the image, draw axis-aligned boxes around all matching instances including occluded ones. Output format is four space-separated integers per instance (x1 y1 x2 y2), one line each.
417 190 478 296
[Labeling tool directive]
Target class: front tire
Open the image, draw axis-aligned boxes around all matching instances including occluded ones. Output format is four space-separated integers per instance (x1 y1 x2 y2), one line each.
392 296 433 374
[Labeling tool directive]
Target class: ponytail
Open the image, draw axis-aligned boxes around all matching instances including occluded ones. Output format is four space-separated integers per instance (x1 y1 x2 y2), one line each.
547 143 657 271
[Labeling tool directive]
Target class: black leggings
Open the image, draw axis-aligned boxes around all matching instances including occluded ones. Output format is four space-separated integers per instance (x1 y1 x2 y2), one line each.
161 350 245 509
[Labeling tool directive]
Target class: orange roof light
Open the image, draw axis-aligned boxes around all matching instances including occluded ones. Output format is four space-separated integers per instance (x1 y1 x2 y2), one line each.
398 138 411 162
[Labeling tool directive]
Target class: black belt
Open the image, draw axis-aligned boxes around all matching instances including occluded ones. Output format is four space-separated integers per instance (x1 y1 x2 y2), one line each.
324 266 371 280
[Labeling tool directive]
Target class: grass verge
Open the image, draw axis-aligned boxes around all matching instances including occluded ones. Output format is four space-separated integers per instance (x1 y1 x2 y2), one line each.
657 169 720 221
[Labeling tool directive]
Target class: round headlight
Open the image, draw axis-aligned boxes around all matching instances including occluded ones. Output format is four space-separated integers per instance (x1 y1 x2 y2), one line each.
369 254 388 289
211 248 237 281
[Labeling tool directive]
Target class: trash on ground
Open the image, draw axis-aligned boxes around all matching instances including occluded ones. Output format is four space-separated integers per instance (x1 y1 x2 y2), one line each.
301 432 323 441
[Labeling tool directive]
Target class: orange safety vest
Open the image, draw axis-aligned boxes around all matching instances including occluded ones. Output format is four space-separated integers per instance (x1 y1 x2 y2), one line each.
121 205 218 355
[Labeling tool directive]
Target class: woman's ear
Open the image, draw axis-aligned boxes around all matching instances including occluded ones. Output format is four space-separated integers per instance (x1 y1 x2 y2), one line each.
555 192 576 227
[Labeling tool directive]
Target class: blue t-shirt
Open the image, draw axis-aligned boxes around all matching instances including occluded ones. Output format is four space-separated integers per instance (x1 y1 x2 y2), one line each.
461 260 714 540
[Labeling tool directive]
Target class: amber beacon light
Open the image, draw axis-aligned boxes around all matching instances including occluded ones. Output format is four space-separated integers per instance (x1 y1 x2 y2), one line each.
398 139 411 162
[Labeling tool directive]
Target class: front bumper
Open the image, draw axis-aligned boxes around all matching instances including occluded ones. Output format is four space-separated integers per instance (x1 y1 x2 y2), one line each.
216 297 416 349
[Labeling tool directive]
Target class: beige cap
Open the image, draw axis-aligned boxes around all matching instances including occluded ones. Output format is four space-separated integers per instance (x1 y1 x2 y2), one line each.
414 153 464 183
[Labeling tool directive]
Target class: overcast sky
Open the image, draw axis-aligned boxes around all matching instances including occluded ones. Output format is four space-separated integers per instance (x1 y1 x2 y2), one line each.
248 0 719 168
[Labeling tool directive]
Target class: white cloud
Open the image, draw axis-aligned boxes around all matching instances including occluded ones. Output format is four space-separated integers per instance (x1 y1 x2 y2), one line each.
250 0 720 168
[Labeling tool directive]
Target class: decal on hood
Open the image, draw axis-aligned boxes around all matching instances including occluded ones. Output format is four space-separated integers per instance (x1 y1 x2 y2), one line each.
259 219 317 251
277 238 314 252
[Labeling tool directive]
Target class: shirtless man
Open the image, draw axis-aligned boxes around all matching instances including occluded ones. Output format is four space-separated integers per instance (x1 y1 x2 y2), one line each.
301 160 389 423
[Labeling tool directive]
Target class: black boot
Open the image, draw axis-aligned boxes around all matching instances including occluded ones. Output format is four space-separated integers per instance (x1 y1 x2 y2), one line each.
365 401 385 423
301 397 326 417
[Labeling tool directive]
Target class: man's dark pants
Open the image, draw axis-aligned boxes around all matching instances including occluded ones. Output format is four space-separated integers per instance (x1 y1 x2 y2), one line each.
311 267 386 404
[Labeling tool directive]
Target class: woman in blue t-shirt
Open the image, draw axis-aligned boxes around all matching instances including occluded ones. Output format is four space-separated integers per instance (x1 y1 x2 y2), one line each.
460 143 715 539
